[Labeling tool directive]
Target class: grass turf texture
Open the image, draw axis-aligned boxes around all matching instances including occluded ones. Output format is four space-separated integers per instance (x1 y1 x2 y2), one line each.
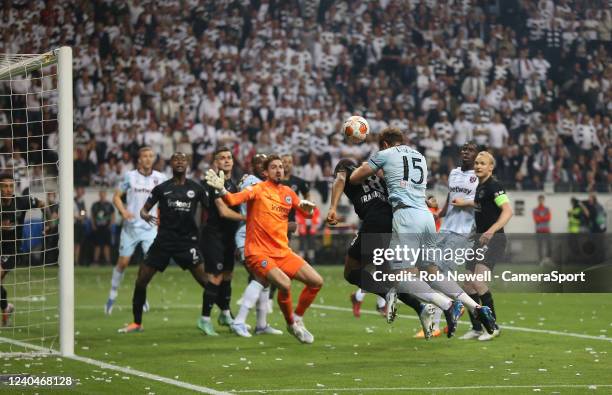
1 265 611 394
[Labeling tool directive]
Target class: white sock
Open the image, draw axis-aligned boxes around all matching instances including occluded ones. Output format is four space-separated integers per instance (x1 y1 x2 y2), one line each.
376 295 386 308
109 267 125 300
457 292 479 313
355 288 366 302
432 307 443 330
201 316 211 322
234 280 263 324
222 309 231 318
396 279 453 310
256 286 270 329
294 313 303 323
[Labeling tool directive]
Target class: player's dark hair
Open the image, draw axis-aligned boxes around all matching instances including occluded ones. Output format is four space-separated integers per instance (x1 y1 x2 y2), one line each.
251 153 267 166
463 141 478 151
334 158 357 175
379 127 403 148
263 154 282 170
214 146 232 158
0 173 14 181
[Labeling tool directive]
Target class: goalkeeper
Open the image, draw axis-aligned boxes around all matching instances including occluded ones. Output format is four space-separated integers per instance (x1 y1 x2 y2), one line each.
0 174 45 326
205 155 323 344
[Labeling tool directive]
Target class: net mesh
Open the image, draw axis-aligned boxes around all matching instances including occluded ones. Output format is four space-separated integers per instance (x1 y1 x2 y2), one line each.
0 52 60 354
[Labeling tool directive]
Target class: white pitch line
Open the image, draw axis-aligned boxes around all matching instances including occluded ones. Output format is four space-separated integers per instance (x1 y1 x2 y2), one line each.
77 303 612 343
0 336 229 395
232 384 612 393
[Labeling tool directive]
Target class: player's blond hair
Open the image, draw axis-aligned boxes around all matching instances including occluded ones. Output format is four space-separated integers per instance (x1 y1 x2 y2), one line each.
476 151 496 168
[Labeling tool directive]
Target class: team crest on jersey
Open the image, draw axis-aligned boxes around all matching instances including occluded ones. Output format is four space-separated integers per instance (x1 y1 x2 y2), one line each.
470 176 477 183
261 260 268 268
187 190 195 198
285 196 292 204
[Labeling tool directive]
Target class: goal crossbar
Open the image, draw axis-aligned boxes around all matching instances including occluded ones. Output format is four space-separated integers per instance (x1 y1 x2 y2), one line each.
0 51 58 80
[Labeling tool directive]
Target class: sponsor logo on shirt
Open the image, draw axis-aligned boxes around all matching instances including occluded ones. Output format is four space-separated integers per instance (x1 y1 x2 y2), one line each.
470 176 477 183
449 186 474 194
168 199 192 211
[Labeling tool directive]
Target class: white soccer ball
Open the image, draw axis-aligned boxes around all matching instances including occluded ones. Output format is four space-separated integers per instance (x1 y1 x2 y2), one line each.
343 115 370 142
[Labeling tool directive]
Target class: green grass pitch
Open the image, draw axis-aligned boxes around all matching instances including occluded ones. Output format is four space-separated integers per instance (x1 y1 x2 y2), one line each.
1 265 611 394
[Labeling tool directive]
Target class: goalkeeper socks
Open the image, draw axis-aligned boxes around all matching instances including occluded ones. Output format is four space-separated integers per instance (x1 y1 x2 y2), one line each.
480 291 497 321
234 280 263 324
467 293 483 331
109 267 125 300
277 289 294 325
132 284 147 325
354 288 366 302
256 286 270 329
294 286 320 317
0 286 7 311
398 292 422 315
202 282 219 317
216 280 232 311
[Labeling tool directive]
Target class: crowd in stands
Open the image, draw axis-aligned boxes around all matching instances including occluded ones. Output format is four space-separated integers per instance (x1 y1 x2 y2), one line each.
1 0 611 198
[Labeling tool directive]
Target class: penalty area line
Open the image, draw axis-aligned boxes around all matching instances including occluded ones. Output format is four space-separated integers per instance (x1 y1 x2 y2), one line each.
0 336 229 395
232 384 612 393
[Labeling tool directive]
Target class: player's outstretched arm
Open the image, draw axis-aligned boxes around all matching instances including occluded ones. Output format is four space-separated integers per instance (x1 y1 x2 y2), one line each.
349 162 375 184
327 171 346 225
215 198 246 222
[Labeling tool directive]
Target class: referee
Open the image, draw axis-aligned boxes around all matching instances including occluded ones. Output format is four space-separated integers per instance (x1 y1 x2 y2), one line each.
452 151 513 341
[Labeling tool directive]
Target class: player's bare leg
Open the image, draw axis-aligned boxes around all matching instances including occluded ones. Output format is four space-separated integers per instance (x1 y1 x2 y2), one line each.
119 263 157 333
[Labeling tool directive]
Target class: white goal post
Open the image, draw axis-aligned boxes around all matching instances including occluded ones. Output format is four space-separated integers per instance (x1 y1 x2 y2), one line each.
0 47 73 356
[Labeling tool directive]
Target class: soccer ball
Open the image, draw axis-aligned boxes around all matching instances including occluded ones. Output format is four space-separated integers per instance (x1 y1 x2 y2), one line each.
343 115 370 142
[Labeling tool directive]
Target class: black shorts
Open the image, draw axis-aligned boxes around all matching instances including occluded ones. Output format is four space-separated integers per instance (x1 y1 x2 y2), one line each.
0 255 16 271
75 223 86 243
144 237 203 273
93 226 112 246
466 234 507 272
201 231 235 274
1 242 17 271
347 215 392 265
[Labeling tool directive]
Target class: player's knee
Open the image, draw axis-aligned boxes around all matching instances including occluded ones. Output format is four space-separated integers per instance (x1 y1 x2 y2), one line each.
277 278 291 292
208 274 223 285
222 271 233 281
309 273 324 289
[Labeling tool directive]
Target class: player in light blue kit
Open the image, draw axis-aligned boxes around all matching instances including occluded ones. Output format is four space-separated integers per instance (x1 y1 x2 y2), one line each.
105 147 167 314
229 154 282 338
350 128 464 337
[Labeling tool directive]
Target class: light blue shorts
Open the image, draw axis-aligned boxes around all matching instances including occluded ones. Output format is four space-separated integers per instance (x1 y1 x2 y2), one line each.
430 231 472 272
119 226 156 257
389 207 436 270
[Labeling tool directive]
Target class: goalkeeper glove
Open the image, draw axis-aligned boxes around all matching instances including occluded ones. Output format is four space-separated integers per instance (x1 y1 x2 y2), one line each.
205 169 227 195
299 199 316 214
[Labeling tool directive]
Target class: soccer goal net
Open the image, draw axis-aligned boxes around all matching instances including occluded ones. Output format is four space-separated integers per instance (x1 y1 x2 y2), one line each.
0 47 73 356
